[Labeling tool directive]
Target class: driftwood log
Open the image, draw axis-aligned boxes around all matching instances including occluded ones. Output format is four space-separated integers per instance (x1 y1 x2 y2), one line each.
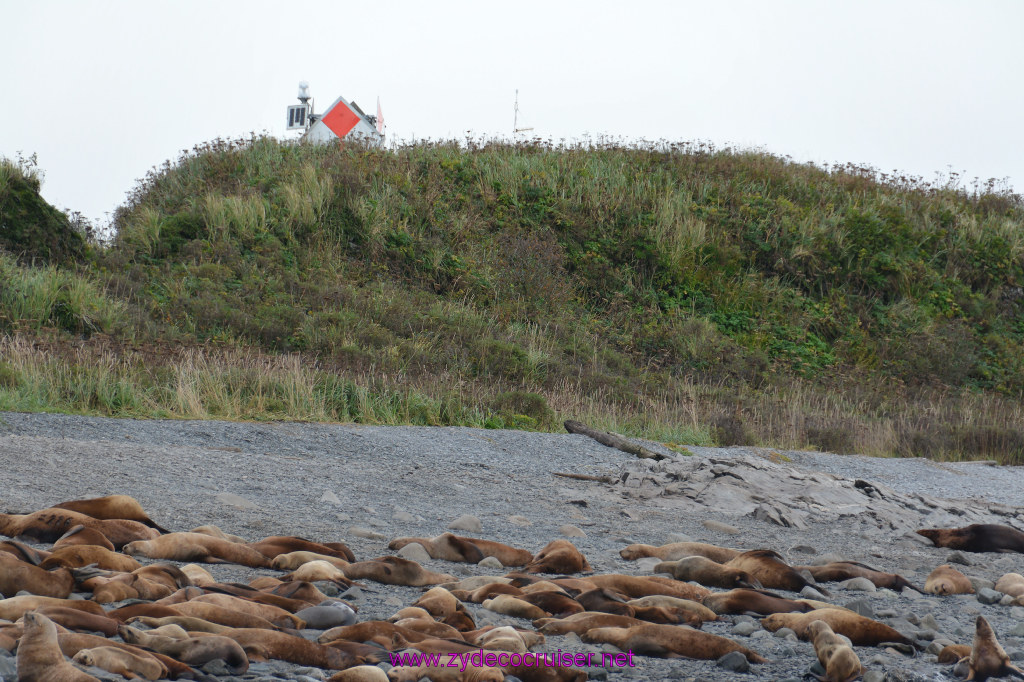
564 420 666 460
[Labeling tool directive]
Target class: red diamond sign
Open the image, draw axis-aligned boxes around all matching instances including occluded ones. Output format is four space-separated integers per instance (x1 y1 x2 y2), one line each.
321 101 360 139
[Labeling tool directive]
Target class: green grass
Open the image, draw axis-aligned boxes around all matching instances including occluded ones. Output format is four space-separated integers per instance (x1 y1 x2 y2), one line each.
2 138 1024 462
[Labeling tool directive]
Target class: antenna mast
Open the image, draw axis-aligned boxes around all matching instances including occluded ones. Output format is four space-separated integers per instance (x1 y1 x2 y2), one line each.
513 89 533 135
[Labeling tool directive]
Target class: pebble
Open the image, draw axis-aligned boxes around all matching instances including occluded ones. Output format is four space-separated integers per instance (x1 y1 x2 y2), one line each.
947 550 972 565
863 671 885 682
971 577 996 593
666 532 693 543
318 490 341 505
478 556 504 569
789 544 817 555
448 514 482 532
978 587 1003 604
716 651 749 673
395 542 431 563
349 526 387 540
838 577 877 592
773 627 797 639
702 520 741 535
215 492 257 509
731 621 758 636
392 510 415 522
560 524 586 537
920 614 940 631
800 586 828 600
508 515 532 526
201 660 233 676
844 599 875 619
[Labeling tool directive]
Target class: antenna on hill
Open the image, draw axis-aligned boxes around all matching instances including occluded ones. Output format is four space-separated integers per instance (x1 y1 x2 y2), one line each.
513 89 534 135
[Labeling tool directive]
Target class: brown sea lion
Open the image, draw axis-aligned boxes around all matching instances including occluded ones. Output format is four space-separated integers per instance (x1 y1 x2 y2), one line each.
0 508 158 548
702 588 816 616
412 587 461 619
575 587 635 617
318 621 435 647
248 536 355 562
341 556 455 586
328 667 389 682
190 525 247 543
40 545 142 572
925 564 975 595
725 549 825 594
34 606 121 636
796 561 917 591
123 532 272 567
118 625 249 673
188 593 305 628
587 574 711 601
995 573 1024 598
72 646 167 681
620 542 741 563
627 595 718 622
483 595 549 620
917 524 1024 554
458 582 525 603
504 660 589 682
0 539 49 564
654 555 762 589
519 590 585 618
0 596 105 621
265 580 334 604
52 525 116 551
523 540 591 574
280 559 352 586
392 618 463 640
761 608 913 647
0 551 75 598
939 643 972 663
533 612 649 635
968 616 1024 681
386 661 503 682
807 619 864 682
56 632 193 679
17 612 100 682
219 627 361 669
389 533 534 566
52 495 169 533
271 551 351 571
202 583 318 612
125 615 233 634
582 622 766 662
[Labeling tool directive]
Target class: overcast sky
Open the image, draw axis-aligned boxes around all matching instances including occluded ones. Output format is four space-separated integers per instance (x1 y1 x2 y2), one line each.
4 0 1023 228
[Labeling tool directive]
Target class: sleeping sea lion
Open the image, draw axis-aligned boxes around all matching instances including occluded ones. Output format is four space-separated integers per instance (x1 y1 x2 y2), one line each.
582 622 766 662
52 495 169 533
620 542 740 563
917 524 1024 553
523 540 591 574
925 564 975 595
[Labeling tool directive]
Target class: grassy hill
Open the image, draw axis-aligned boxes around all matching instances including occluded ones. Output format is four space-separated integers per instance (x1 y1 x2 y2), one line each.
2 138 1024 462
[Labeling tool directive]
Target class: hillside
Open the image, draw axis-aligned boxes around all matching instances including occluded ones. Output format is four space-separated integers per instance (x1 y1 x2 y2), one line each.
2 138 1024 462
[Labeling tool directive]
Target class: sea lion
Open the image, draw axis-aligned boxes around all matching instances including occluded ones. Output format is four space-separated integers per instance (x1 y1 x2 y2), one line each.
341 556 455 586
328 666 389 682
0 539 48 564
917 524 1024 553
0 596 105 622
0 551 75 598
523 540 591 574
806 619 864 682
796 561 916 591
504 661 589 682
125 615 233 634
123 532 273 567
248 536 355 562
52 525 116 551
654 555 762 589
56 632 194 679
280 559 352 586
586 574 711 601
412 587 462 619
386 661 504 682
483 595 550 620
52 495 169 533
575 587 635 617
33 606 121 636
271 551 351 571
190 525 247 543
389 533 534 566
440 576 513 592
39 545 142 572
582 622 766 662
389 606 431 621
290 604 357 630
925 564 975 595
968 616 1024 681
533 612 649 635
318 621 435 647
72 646 167 681
0 508 158 548
626 595 718 622
995 573 1024 598
458 582 525 603
702 588 816 616
761 608 913 647
938 643 972 663
519 590 585 618
265 580 334 604
118 625 249 673
219 627 360 669
620 542 740 563
725 549 824 594
392 618 463 640
188 593 306 628
17 612 100 682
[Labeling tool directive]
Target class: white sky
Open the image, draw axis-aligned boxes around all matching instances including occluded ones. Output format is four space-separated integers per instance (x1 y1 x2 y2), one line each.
4 0 1023 228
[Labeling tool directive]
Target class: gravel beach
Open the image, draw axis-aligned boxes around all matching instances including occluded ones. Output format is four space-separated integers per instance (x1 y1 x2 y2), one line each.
2 410 1024 682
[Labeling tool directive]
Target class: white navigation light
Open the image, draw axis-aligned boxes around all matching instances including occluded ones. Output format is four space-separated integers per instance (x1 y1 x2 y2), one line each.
297 81 311 104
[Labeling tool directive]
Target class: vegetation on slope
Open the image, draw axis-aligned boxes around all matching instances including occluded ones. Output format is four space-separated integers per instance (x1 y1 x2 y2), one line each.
2 138 1023 462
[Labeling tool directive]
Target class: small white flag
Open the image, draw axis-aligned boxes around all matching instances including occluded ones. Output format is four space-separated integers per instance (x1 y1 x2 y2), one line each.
376 97 385 134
